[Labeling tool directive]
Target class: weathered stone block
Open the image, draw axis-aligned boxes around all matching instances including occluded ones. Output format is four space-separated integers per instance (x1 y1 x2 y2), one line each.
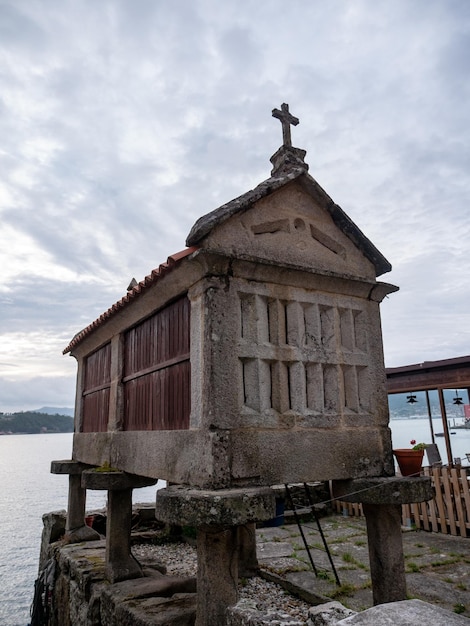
100 592 197 626
337 599 470 625
307 601 356 625
39 510 66 571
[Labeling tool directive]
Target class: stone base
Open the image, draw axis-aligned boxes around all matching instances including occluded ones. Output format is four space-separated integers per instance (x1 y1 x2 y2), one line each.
63 524 101 544
270 145 308 177
106 553 145 585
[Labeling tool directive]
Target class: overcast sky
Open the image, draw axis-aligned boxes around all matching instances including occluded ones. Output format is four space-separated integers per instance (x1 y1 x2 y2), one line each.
1 0 469 412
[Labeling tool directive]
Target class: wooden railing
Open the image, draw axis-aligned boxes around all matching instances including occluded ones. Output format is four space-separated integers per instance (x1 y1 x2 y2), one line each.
334 466 470 538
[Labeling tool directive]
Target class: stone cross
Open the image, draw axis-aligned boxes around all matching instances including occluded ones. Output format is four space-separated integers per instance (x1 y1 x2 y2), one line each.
272 103 299 147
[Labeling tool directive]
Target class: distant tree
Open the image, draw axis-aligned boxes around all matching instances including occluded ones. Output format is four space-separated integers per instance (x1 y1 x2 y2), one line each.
0 412 73 434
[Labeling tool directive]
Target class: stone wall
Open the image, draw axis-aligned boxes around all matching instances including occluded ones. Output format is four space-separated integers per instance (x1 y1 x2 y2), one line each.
36 511 197 626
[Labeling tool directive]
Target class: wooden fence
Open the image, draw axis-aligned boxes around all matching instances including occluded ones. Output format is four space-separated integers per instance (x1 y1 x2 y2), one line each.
334 466 470 538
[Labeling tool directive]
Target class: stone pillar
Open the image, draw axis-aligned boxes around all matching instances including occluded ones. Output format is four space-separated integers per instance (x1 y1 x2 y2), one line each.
197 525 239 624
332 476 433 606
66 473 86 531
51 460 101 543
362 502 406 604
155 485 275 626
106 487 142 583
237 523 259 578
82 469 157 583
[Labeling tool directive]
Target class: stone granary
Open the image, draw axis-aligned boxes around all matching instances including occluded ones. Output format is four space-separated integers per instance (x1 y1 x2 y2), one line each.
52 104 432 625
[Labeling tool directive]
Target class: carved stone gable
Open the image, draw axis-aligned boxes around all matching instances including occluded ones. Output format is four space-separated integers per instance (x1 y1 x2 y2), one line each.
201 182 377 281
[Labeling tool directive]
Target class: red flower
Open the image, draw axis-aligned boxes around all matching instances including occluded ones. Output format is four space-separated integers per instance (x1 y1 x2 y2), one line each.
410 439 416 445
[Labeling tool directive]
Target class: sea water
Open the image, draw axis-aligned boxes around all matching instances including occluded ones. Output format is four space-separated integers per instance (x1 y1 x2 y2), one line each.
1 424 470 625
389 416 470 464
0 433 160 626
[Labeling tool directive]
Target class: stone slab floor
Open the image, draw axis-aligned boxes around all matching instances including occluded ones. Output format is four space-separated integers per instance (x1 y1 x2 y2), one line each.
256 514 470 619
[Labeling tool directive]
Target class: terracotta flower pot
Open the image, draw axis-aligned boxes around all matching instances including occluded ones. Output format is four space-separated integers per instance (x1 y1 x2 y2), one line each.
393 449 424 477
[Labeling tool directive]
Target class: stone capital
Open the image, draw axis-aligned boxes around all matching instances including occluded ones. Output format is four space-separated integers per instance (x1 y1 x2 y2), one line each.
332 476 433 505
51 459 94 475
155 486 275 527
81 469 157 491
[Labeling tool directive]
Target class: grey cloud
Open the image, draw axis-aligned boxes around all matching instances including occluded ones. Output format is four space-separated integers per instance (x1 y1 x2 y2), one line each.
0 274 127 339
217 26 262 74
0 3 46 50
1 0 470 410
439 30 470 81
0 374 76 413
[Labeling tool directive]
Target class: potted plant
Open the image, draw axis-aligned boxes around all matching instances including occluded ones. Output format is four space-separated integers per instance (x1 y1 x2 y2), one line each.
393 440 427 477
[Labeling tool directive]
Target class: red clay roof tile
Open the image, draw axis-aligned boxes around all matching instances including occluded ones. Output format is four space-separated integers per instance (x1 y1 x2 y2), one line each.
63 247 198 354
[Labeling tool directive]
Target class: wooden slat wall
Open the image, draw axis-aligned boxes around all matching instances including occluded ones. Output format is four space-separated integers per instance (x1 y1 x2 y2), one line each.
334 501 364 517
124 362 191 430
123 296 191 430
81 343 111 432
334 467 470 537
82 388 110 433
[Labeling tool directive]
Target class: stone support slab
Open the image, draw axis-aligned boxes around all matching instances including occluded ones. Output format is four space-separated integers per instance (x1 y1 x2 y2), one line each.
331 476 433 505
51 459 91 475
81 469 157 491
155 485 275 527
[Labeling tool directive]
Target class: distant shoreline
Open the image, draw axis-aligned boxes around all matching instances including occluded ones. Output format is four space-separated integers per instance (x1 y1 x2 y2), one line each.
0 430 73 435
0 411 74 435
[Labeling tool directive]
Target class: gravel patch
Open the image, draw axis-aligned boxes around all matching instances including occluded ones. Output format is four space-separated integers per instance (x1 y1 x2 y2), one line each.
132 541 312 620
238 576 311 621
132 541 197 576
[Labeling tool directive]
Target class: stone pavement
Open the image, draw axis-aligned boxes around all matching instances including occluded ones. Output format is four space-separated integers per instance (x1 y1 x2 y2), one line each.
256 513 470 619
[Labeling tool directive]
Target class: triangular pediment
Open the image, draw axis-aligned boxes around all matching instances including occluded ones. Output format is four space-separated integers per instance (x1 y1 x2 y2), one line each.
187 170 390 280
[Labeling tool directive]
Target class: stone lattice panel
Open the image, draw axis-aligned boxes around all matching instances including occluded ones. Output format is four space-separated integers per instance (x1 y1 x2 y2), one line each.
238 287 371 427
